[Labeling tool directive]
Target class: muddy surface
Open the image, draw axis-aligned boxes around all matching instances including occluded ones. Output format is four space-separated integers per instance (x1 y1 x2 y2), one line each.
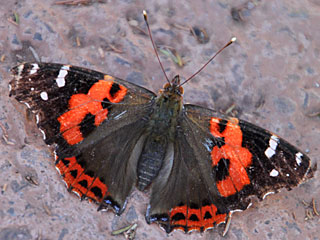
0 0 319 239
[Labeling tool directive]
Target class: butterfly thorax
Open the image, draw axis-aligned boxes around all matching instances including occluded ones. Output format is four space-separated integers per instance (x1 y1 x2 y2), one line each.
137 75 184 190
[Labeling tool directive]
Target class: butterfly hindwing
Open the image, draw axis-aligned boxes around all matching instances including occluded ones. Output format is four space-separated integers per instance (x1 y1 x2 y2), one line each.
55 113 150 213
147 106 231 233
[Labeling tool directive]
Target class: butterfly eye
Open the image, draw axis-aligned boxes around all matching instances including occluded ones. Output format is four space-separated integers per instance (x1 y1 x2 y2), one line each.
179 86 184 95
163 83 171 89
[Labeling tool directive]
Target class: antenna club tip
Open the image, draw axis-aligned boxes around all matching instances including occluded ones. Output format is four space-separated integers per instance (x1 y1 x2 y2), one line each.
231 37 237 42
143 10 147 20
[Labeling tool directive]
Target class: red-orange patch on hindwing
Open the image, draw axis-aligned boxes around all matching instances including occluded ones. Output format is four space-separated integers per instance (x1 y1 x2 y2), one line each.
55 156 108 202
70 171 95 198
86 177 108 202
55 156 77 176
170 205 187 226
57 79 127 145
169 203 227 232
55 156 85 189
210 117 252 197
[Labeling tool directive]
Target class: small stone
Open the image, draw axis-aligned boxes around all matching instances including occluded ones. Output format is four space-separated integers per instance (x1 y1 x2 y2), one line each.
12 34 20 45
126 206 138 222
0 227 32 240
115 57 131 67
58 228 69 240
33 32 42 41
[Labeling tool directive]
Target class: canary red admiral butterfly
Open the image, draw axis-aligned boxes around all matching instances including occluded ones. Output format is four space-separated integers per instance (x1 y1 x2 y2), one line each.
9 11 315 234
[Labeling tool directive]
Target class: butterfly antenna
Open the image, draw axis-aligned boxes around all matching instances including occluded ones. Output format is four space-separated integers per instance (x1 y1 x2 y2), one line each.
180 37 237 86
143 10 170 83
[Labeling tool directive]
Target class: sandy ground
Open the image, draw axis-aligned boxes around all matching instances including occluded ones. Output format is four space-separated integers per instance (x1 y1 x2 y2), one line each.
0 0 319 239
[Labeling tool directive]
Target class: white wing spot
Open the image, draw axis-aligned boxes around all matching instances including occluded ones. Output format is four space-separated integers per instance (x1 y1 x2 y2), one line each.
22 101 31 109
270 169 279 177
270 135 279 149
30 63 40 75
295 152 303 166
36 114 40 124
31 87 35 91
262 191 275 199
264 135 279 158
55 165 62 175
17 64 24 80
72 189 81 198
265 148 275 159
40 91 48 101
55 65 70 88
39 128 46 140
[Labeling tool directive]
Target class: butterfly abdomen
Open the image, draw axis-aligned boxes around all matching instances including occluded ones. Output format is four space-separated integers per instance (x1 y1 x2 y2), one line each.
137 89 183 190
137 135 167 190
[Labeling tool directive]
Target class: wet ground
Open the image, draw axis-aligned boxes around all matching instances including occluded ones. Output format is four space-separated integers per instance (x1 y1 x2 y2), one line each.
0 0 319 239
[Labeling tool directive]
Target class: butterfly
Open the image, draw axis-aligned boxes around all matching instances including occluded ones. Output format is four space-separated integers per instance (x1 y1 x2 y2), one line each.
9 12 315 234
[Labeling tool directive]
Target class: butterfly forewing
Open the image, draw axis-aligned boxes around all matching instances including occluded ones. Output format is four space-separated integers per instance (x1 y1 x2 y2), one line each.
10 63 156 146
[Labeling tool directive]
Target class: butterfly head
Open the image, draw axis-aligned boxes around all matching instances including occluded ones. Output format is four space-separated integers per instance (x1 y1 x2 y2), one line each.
161 75 184 97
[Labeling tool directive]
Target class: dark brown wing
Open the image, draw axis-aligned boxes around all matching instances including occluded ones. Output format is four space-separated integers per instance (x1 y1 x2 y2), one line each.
10 62 156 213
146 104 315 233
